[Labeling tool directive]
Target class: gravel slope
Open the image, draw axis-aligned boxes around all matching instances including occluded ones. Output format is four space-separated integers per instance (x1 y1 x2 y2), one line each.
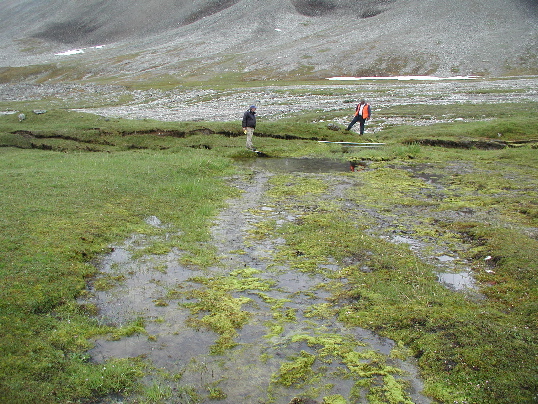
0 0 537 80
1 77 537 124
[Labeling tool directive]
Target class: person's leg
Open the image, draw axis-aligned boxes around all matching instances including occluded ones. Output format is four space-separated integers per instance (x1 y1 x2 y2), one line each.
359 118 365 135
347 116 360 131
245 127 255 150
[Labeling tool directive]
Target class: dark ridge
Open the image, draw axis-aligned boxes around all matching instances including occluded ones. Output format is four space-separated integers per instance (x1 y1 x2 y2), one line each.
183 0 241 25
118 129 186 137
34 20 102 44
291 0 337 16
291 0 394 17
408 139 508 150
361 8 383 18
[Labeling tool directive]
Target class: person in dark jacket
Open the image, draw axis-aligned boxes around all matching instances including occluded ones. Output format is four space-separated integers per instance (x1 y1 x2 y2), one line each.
242 105 257 150
346 99 371 135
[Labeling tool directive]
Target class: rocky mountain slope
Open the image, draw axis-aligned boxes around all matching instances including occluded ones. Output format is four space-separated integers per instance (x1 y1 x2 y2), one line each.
0 0 537 82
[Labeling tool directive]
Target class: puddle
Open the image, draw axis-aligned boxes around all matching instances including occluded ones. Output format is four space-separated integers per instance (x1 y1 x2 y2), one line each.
85 235 429 403
437 255 455 262
383 234 478 292
437 271 476 291
382 234 431 259
241 157 351 173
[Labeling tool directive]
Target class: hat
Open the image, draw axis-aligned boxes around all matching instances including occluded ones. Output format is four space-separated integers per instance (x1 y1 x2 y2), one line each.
250 105 257 109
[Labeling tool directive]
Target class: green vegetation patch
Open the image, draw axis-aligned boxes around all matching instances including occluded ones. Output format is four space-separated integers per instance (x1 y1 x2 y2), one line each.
275 204 538 403
182 268 275 354
271 333 414 403
268 151 538 403
267 174 328 200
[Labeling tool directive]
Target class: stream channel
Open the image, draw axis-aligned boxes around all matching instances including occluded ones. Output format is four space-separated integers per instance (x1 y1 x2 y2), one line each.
81 157 474 404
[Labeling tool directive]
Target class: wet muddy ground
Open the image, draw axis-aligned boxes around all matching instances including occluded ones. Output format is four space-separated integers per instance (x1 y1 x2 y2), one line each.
79 153 521 403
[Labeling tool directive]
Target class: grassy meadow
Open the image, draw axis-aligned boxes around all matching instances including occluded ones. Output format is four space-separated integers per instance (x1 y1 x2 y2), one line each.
0 86 537 403
0 147 237 402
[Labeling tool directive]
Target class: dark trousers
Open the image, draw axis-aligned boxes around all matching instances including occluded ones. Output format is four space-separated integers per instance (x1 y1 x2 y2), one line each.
347 116 366 134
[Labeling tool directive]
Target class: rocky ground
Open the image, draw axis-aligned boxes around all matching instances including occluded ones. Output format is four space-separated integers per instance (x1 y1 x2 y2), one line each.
2 77 538 126
0 0 537 81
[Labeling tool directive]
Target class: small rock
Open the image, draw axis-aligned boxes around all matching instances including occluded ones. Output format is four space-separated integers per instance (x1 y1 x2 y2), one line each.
326 123 340 131
18 113 26 122
33 109 47 114
145 215 163 227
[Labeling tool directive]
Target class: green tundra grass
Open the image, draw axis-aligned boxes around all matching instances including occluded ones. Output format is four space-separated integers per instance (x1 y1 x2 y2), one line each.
0 92 537 403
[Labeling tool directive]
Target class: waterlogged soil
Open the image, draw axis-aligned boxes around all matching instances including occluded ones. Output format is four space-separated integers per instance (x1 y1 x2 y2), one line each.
82 160 437 403
80 154 526 403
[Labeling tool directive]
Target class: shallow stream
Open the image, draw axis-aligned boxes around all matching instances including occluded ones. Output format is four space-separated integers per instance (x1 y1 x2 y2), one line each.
83 157 487 403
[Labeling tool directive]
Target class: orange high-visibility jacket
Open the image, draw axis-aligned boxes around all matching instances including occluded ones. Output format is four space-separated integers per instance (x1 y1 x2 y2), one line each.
354 103 371 119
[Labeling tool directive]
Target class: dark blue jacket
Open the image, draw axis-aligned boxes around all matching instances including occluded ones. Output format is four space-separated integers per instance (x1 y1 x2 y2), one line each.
242 110 256 128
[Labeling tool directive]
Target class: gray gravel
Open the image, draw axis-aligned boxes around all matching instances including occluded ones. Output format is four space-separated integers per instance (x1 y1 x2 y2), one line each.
0 0 536 81
2 77 536 125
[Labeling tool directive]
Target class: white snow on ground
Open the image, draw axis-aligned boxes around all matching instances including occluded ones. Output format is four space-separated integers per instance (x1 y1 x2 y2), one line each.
55 49 85 56
55 45 105 56
327 76 481 81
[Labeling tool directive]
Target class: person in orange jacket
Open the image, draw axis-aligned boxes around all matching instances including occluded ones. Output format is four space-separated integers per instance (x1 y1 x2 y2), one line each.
346 99 371 134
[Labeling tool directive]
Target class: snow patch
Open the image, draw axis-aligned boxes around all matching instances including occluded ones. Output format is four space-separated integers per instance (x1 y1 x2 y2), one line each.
55 45 105 56
327 76 480 81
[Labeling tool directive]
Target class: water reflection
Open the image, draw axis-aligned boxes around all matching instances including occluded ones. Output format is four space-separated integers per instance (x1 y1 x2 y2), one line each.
437 271 476 290
242 157 350 173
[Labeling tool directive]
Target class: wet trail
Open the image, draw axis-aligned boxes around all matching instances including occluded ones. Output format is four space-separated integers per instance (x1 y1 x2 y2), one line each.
85 163 431 404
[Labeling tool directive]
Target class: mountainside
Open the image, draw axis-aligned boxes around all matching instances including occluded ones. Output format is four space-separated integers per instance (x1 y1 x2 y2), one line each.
0 0 537 82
